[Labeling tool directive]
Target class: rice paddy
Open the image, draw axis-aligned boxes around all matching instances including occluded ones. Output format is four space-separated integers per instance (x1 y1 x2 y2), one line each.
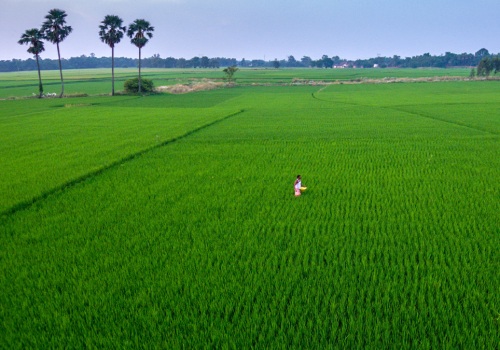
0 69 499 348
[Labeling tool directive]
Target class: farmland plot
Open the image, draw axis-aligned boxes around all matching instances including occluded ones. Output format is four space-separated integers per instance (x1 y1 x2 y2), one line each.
0 93 242 213
0 67 471 99
0 82 499 348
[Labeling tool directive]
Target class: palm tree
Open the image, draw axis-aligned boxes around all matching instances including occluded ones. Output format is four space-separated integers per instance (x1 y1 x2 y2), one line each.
127 19 154 93
99 15 126 96
18 28 45 98
41 9 72 98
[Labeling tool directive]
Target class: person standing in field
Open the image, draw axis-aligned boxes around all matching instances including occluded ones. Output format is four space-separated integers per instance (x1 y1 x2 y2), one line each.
294 175 306 197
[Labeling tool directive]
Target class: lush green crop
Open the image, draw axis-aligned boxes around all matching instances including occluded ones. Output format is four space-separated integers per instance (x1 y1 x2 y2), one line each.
0 78 499 348
0 67 472 99
0 94 241 213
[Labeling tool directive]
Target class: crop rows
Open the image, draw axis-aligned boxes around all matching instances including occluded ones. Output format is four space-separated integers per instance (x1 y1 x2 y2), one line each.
1 82 499 348
0 94 241 213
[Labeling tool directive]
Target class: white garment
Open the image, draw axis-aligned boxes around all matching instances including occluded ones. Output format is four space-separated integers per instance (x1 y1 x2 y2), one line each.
294 180 301 190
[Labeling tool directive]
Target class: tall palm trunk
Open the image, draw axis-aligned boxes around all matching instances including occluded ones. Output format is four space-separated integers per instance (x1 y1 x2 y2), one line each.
138 47 142 93
111 46 115 96
56 42 64 98
35 54 43 98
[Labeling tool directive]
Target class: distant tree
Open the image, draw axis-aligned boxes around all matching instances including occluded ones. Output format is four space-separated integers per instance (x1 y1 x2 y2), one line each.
18 28 45 98
321 55 333 68
273 59 280 69
41 8 73 98
223 65 238 83
301 56 312 67
390 55 402 67
164 57 177 68
190 56 201 68
494 56 500 74
456 52 474 67
201 56 209 68
127 19 154 93
251 59 265 67
477 57 494 77
287 55 298 67
148 54 163 68
309 59 319 68
176 58 187 68
475 48 490 58
209 58 220 68
99 15 126 96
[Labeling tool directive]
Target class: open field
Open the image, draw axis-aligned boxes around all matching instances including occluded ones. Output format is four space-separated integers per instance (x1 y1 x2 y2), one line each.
0 95 240 213
0 70 499 348
0 67 473 99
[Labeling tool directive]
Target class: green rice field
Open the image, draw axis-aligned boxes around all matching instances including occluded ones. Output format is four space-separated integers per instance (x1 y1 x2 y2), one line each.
0 67 472 99
0 69 499 348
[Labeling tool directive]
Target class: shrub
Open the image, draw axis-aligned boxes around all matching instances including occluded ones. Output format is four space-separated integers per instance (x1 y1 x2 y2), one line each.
469 68 476 79
124 78 155 93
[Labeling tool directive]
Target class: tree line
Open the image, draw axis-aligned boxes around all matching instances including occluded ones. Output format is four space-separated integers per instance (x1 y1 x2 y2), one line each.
1 55 240 72
6 49 498 72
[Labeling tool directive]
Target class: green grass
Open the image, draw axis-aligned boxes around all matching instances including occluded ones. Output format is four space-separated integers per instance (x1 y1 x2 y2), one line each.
0 93 241 213
0 77 499 348
0 67 472 99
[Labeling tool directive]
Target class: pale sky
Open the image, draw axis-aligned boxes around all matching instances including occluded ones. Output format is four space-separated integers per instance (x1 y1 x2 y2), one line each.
2 0 499 62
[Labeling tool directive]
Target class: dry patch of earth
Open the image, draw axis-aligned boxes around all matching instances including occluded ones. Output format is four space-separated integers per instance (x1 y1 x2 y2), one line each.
157 80 224 94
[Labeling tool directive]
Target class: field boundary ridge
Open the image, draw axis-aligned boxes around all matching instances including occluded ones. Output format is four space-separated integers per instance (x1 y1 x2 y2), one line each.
388 106 500 135
296 76 500 87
